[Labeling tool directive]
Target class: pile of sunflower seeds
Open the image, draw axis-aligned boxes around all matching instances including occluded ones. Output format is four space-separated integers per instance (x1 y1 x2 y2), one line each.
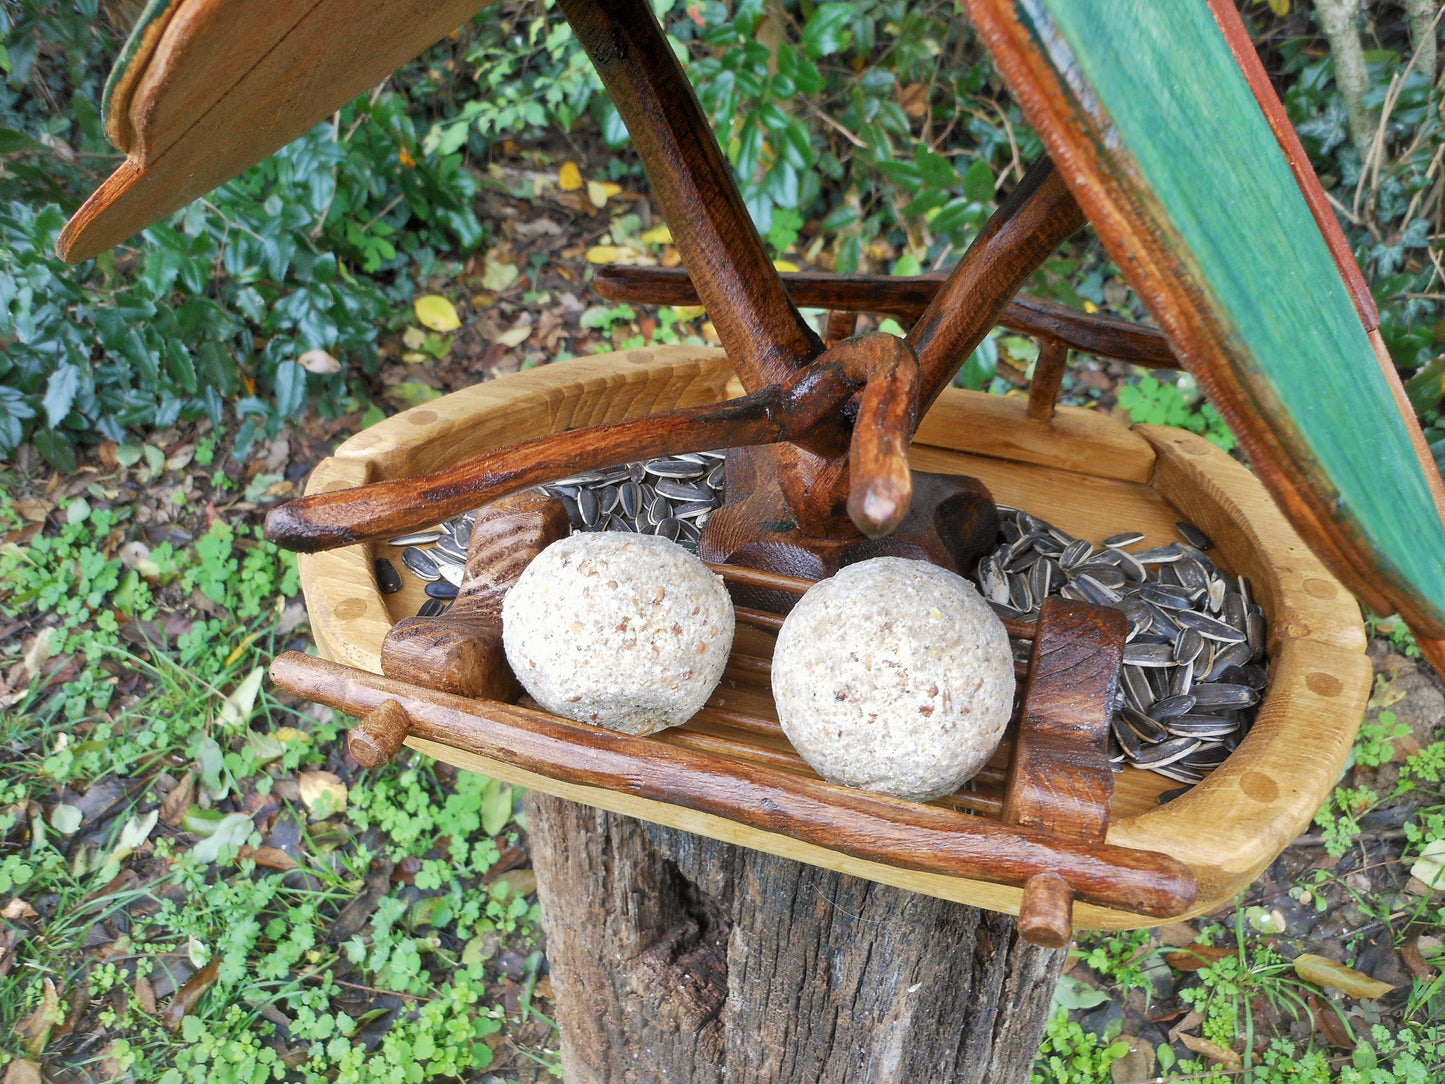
982 505 1267 797
376 451 728 617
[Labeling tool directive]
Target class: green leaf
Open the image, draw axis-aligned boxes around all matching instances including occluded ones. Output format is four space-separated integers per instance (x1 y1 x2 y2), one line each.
274 360 307 418
42 363 79 427
962 159 995 203
1051 974 1111 1011
1292 954 1396 999
0 127 40 154
800 4 854 59
190 812 253 864
481 781 513 837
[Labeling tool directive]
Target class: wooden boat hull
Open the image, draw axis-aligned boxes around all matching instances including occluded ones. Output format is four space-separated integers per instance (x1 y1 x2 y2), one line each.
297 346 1370 928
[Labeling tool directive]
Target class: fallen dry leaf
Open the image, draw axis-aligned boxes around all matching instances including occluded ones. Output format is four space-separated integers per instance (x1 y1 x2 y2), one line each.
1 899 38 921
22 628 54 681
3 1059 41 1084
298 771 347 820
298 348 342 375
557 160 583 191
493 325 532 348
162 958 220 1031
1177 1032 1242 1069
1401 936 1436 980
414 294 462 332
13 498 52 523
1309 993 1356 1050
1163 943 1234 971
1292 954 1396 999
159 770 196 827
135 975 157 1015
18 977 61 1055
237 845 300 871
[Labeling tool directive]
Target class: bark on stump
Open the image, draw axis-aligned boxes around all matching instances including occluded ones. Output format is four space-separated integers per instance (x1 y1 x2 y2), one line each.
525 792 1066 1084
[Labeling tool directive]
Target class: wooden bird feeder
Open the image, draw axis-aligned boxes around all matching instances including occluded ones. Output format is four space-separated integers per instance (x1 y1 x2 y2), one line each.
60 0 1445 956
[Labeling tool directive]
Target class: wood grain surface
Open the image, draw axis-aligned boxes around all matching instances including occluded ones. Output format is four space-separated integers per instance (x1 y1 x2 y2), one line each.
966 0 1445 646
60 0 495 262
295 347 1370 927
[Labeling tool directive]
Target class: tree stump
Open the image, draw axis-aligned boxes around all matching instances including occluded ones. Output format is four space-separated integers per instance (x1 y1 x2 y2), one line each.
525 792 1066 1084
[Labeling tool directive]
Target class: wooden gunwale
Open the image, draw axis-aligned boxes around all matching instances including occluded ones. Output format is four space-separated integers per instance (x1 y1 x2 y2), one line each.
296 346 1368 928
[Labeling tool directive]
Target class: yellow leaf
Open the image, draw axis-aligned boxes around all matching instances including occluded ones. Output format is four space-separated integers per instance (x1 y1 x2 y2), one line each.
414 294 461 332
587 180 610 208
640 225 673 245
1267 0 1289 14
298 771 348 821
274 727 310 744
773 259 800 273
402 326 427 349
494 325 532 348
558 160 583 191
224 631 261 669
219 667 264 727
586 244 635 264
482 259 519 292
1292 954 1396 999
402 351 430 365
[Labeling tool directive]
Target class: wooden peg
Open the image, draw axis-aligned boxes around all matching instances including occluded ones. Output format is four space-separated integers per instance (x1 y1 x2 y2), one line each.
1018 872 1075 949
348 698 411 768
824 310 858 344
1026 338 1070 421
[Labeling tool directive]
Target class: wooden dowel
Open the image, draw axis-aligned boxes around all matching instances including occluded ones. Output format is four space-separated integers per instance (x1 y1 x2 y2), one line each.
825 310 858 344
593 266 1180 368
1027 338 1070 421
707 563 816 595
1018 871 1075 948
269 651 1197 917
348 698 411 768
559 0 822 390
735 606 785 632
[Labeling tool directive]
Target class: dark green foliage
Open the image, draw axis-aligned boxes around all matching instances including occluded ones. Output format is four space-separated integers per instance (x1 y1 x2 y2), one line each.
1 6 487 464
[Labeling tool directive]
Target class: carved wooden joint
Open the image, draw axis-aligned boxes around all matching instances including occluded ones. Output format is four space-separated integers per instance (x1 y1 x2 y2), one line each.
1003 597 1128 947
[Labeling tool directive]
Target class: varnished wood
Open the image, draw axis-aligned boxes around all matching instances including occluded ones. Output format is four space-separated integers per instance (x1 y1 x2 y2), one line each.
266 335 918 552
1026 338 1069 420
968 0 1445 645
592 266 1181 368
379 491 569 699
698 446 998 611
1018 873 1074 949
1002 598 1127 946
908 158 1088 416
59 0 494 262
295 348 1370 927
348 698 411 768
269 650 1196 917
558 0 820 392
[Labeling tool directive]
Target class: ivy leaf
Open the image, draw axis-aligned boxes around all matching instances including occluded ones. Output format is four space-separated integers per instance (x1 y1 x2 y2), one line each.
274 360 306 418
963 159 996 203
42 362 79 427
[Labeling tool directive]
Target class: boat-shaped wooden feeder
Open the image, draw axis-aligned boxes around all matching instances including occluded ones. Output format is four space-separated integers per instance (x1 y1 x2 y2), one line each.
61 0 1445 946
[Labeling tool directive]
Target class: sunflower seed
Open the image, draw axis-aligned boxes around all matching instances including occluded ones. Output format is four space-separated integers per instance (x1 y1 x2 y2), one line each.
1174 609 1247 643
375 557 403 594
401 546 441 582
389 529 443 547
1190 682 1259 709
417 598 449 618
1104 531 1145 547
646 457 707 479
1152 694 1196 719
425 579 459 600
656 478 713 503
1176 521 1213 550
1124 642 1174 667
1133 736 1201 768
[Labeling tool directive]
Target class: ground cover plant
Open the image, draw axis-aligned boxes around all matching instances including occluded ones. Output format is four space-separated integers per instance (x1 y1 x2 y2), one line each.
2 1 1444 1081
